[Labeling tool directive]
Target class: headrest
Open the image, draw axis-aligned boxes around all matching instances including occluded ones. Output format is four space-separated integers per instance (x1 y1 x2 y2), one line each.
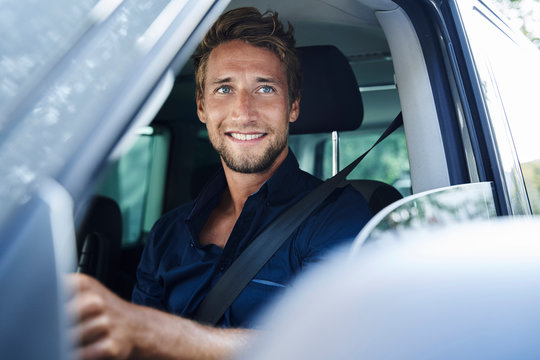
290 45 363 134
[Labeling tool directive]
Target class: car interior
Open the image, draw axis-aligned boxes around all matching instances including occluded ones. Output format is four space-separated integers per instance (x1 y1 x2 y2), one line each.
75 0 459 300
6 2 540 358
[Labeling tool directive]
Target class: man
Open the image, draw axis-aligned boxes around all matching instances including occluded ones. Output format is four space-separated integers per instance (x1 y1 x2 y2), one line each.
69 7 371 360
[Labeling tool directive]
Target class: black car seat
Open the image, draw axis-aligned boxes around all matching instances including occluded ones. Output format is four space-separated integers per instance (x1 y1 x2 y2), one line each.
76 195 122 289
291 45 402 214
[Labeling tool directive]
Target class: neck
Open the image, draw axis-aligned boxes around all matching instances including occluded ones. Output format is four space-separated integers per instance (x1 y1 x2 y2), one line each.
221 148 288 216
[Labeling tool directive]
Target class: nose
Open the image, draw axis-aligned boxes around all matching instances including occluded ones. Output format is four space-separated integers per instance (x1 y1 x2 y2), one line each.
231 90 254 122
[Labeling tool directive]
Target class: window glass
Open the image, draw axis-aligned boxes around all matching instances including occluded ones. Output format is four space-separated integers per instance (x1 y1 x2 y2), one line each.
456 1 540 214
0 0 181 227
0 0 99 129
329 130 410 196
290 129 411 196
96 126 170 246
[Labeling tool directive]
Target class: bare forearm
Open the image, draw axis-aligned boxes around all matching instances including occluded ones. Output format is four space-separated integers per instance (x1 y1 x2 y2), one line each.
68 274 253 360
129 303 254 360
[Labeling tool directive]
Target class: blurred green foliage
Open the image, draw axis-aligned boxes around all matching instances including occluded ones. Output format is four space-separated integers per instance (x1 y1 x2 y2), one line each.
492 0 540 47
321 131 410 193
521 160 540 213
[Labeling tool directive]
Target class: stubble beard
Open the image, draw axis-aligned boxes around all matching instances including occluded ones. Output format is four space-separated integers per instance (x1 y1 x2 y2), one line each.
209 126 289 174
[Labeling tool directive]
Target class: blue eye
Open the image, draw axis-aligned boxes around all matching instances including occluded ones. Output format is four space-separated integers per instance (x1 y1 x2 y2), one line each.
259 85 274 93
217 86 231 94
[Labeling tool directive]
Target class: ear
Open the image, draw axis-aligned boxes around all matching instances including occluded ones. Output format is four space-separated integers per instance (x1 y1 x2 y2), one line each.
196 96 206 124
289 98 300 123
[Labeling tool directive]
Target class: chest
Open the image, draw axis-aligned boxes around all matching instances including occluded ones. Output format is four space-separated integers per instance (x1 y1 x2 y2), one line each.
160 229 301 327
198 207 238 248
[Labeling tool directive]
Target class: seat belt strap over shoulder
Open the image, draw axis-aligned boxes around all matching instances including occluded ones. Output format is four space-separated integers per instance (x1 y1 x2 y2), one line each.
193 112 404 326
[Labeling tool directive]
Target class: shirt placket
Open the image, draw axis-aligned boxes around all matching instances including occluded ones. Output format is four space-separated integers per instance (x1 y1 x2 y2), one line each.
216 191 263 273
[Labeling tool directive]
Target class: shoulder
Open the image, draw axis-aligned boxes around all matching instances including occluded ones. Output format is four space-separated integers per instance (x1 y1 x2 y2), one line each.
316 184 372 229
292 167 324 192
156 201 193 225
290 167 371 226
293 179 372 255
295 166 370 215
292 183 371 266
331 184 369 208
145 201 194 248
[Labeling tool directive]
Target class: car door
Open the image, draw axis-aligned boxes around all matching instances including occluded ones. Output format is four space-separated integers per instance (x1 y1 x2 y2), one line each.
0 1 227 358
352 0 540 242
444 0 540 216
393 0 539 217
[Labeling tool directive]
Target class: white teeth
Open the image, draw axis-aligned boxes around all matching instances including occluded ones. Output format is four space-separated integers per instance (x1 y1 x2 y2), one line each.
229 133 264 141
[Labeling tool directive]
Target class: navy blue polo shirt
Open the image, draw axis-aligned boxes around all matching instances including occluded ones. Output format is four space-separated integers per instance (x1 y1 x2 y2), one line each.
132 151 371 328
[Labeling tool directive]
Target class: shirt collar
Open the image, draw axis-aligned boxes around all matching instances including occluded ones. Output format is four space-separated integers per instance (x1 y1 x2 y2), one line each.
188 167 226 221
261 148 303 206
188 148 302 219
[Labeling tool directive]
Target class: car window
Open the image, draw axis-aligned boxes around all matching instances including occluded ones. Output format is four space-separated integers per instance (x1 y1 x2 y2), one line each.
0 0 99 130
95 126 171 246
0 1 225 357
288 50 408 196
0 0 192 227
290 129 410 196
330 129 410 196
455 0 540 214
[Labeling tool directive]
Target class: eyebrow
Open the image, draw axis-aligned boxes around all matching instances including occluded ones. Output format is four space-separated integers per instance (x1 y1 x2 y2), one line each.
211 77 232 85
209 77 283 85
256 77 280 84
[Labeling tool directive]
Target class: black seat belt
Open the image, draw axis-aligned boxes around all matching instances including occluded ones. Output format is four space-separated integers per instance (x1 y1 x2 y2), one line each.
194 112 403 325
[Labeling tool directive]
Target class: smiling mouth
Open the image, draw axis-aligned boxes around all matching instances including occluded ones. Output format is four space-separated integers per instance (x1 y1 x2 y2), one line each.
228 132 266 141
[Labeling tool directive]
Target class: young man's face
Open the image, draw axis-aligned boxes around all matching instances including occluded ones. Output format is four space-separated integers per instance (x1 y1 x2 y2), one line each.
197 40 300 174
